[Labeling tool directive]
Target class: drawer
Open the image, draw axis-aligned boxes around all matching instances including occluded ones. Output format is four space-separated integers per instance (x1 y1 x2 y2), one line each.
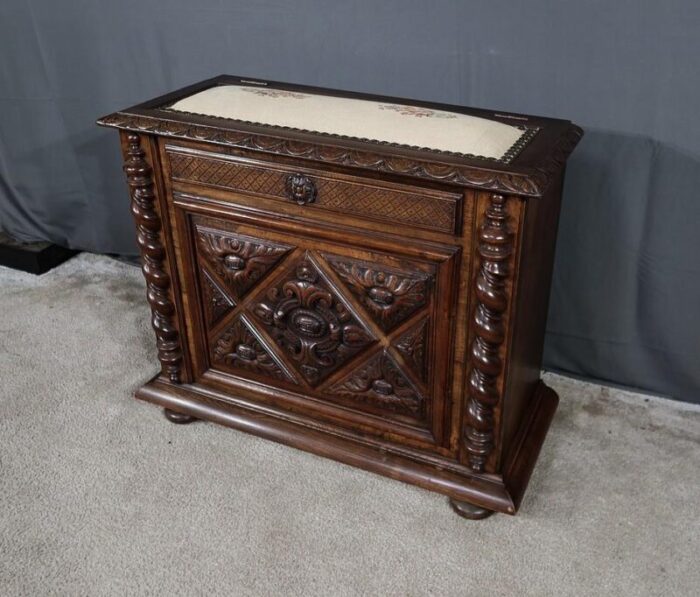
172 202 460 448
165 144 462 235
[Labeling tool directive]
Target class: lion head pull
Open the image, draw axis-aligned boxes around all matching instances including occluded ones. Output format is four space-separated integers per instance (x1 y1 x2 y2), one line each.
285 173 317 205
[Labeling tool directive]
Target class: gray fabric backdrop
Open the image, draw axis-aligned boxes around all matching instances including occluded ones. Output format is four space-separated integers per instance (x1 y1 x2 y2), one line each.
1 1 698 403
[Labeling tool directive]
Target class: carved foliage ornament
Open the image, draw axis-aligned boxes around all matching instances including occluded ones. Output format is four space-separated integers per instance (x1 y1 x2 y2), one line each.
122 133 183 383
252 257 375 385
200 269 235 326
212 316 294 382
196 227 292 300
98 113 582 197
328 351 424 417
326 256 432 332
464 194 513 472
393 317 429 383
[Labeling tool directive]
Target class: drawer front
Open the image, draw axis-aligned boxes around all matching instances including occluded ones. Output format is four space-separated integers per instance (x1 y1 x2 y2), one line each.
166 145 462 235
174 201 460 448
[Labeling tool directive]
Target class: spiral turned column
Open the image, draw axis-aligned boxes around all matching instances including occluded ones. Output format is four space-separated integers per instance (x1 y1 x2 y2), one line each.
122 133 183 383
464 194 514 472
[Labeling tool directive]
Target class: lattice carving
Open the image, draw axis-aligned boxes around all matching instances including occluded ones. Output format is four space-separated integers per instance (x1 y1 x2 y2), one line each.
212 316 294 382
195 226 292 299
200 268 235 326
325 255 431 332
122 133 183 383
464 194 514 472
327 351 424 417
251 256 375 385
168 151 458 233
393 318 429 382
173 154 282 196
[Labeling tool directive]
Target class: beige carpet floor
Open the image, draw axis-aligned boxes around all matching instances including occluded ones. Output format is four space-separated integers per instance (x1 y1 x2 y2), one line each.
1 253 698 596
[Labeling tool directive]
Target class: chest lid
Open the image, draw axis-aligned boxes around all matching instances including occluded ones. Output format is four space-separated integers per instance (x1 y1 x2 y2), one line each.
97 74 582 197
166 83 533 163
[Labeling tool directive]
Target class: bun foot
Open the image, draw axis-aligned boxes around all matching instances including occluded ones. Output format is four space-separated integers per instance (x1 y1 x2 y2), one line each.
163 408 197 424
449 498 494 520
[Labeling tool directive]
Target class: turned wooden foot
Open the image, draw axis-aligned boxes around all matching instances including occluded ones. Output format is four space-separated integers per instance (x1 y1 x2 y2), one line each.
163 408 198 424
449 498 494 520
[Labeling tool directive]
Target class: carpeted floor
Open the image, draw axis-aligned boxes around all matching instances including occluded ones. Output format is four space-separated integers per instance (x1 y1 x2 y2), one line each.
1 253 698 596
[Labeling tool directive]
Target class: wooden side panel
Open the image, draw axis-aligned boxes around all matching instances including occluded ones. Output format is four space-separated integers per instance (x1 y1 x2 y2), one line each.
500 171 565 467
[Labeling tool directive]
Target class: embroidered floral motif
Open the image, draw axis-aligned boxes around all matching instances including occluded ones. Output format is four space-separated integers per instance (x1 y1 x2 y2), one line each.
241 88 308 99
378 104 457 119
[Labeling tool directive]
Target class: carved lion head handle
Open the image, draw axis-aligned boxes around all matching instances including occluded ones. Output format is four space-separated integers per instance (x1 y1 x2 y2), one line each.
285 173 317 205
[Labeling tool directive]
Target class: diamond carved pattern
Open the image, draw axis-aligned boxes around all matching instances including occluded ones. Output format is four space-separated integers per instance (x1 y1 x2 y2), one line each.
195 225 292 300
251 255 375 386
324 255 432 332
327 350 425 417
211 316 294 383
200 268 235 327
189 218 438 424
393 318 429 383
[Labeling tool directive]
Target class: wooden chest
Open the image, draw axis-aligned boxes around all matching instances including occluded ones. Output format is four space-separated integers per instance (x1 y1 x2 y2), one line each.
97 75 582 518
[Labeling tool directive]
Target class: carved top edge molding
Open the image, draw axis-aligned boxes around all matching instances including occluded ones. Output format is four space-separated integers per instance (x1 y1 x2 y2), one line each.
98 112 582 197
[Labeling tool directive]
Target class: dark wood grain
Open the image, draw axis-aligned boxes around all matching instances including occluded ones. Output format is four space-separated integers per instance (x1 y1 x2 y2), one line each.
449 498 495 520
463 194 514 472
121 132 184 383
100 75 582 518
163 408 198 424
166 146 462 234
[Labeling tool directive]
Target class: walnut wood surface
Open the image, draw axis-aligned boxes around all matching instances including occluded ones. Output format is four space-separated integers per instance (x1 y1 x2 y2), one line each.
163 408 198 424
464 194 514 472
121 133 183 383
449 498 495 520
100 77 582 517
167 146 462 234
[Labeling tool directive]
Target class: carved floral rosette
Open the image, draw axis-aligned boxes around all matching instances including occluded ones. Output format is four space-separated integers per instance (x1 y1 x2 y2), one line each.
251 257 375 385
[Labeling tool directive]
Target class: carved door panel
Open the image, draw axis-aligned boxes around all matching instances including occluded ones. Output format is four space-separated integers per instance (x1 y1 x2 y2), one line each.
179 209 459 449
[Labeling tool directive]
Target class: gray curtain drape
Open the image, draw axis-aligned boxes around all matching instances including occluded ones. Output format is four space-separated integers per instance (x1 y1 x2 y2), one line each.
1 1 698 402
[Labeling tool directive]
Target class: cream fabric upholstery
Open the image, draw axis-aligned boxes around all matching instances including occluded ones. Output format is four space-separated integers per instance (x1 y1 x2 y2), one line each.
168 85 526 160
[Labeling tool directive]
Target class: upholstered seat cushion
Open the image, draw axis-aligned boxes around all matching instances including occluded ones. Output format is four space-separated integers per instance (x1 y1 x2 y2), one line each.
167 85 530 161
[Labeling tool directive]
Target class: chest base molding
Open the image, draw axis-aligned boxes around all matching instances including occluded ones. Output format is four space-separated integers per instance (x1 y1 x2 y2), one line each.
135 374 558 516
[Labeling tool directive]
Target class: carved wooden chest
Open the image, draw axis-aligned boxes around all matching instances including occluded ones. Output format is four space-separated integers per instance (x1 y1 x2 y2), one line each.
97 75 581 518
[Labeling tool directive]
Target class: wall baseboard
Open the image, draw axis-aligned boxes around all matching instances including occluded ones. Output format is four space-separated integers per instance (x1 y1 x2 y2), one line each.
0 232 78 275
